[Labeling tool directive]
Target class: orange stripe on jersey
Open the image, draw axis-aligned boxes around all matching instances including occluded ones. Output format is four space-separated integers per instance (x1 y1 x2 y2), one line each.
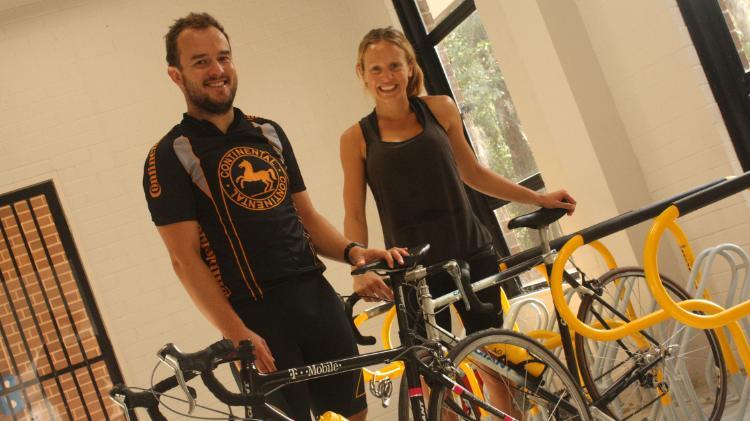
219 189 264 298
199 228 231 297
173 136 260 300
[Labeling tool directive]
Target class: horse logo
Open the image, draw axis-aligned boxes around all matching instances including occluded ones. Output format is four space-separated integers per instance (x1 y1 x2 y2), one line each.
236 160 277 192
219 146 288 211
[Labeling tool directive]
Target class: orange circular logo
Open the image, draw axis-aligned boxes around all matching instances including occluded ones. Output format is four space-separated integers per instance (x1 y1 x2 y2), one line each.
219 147 287 211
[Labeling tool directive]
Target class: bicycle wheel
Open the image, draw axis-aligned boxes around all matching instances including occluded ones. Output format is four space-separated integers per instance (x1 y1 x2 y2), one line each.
575 267 727 421
428 329 591 421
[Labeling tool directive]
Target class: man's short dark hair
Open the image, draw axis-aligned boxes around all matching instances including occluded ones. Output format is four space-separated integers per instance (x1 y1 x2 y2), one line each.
165 12 230 68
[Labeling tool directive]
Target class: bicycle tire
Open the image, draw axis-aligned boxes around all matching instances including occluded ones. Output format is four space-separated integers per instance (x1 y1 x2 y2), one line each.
575 267 727 421
428 329 591 421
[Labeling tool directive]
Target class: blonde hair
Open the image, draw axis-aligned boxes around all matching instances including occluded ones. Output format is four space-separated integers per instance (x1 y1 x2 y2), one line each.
356 27 425 97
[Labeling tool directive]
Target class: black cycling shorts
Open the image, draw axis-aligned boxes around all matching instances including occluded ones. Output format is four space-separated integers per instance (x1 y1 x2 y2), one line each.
232 273 367 419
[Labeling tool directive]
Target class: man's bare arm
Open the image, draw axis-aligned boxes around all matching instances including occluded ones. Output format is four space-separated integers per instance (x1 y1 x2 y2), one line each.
156 221 276 372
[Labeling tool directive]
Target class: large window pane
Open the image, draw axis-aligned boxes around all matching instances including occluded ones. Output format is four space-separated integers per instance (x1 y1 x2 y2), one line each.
414 0 464 32
435 12 539 184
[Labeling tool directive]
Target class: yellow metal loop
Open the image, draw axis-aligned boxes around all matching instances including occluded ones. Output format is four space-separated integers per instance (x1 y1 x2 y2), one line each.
588 240 617 270
643 206 750 330
547 210 750 373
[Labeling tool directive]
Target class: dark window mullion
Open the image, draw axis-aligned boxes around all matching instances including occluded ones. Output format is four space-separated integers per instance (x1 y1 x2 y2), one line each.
425 0 476 46
393 0 452 95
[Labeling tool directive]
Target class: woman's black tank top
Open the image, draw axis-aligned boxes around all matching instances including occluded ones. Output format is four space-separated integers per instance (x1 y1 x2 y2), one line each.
358 97 492 264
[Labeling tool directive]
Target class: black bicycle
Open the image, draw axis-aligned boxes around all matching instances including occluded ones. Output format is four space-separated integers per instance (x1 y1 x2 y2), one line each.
110 242 590 420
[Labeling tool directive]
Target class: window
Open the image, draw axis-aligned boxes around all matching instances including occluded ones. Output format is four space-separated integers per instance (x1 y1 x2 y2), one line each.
393 0 552 292
0 182 125 420
678 0 750 170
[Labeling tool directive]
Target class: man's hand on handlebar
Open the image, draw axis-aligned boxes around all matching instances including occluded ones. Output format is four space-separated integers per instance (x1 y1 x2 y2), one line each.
226 326 276 373
349 245 408 268
353 272 393 302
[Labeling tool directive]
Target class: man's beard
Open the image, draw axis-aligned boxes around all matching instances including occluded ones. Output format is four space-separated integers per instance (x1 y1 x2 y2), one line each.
184 76 237 115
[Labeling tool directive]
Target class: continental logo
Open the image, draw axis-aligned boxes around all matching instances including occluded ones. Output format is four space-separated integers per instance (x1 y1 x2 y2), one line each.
147 144 162 198
199 230 231 297
219 146 287 211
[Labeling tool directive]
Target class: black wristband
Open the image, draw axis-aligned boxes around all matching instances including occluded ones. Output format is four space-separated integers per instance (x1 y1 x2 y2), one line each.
344 242 365 265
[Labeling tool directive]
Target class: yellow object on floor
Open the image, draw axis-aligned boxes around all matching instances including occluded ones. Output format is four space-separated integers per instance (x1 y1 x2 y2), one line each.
319 411 349 421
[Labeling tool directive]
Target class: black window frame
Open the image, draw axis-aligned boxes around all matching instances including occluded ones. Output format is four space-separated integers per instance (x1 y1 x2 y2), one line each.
0 180 127 420
678 0 750 170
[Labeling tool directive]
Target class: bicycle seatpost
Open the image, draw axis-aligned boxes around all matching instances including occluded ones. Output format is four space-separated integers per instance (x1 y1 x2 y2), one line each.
539 225 555 265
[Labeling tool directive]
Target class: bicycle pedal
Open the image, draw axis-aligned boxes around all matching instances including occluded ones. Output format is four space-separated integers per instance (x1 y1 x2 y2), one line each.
368 376 392 408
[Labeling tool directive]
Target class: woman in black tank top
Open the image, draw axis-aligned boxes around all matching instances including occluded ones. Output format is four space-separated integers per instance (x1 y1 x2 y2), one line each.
340 27 577 335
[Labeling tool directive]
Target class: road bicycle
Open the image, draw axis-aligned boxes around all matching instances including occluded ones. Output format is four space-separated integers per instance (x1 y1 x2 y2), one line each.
110 242 590 420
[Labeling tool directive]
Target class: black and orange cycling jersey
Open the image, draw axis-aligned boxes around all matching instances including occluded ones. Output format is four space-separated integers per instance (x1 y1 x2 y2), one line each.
143 107 324 303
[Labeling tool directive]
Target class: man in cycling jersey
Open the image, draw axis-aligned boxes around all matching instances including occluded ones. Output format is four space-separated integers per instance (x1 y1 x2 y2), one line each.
142 12 406 420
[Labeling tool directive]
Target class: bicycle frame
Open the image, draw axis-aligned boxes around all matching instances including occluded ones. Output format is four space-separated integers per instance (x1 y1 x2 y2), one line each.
232 264 510 421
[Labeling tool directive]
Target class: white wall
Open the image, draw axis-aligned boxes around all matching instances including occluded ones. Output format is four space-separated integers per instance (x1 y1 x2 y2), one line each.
0 0 399 418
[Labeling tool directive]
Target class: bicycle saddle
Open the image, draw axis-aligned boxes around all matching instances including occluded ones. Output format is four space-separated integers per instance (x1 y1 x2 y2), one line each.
507 206 566 230
351 243 430 275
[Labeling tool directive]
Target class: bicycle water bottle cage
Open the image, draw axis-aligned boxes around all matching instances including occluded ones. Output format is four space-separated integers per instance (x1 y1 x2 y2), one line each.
351 243 430 276
507 207 566 230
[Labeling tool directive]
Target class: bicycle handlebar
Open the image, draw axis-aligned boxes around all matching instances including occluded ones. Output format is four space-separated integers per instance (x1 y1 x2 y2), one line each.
343 293 378 345
156 339 257 408
158 340 238 371
351 243 494 314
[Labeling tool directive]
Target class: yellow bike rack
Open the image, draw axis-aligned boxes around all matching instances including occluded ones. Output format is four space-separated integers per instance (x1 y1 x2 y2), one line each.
547 210 750 374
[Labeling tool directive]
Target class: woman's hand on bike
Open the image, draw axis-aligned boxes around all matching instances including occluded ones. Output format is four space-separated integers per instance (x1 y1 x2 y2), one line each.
227 327 276 373
353 272 394 302
349 245 408 268
538 189 577 215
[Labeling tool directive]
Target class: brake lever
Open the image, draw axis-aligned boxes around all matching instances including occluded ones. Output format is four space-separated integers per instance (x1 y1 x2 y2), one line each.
109 390 132 421
157 344 196 414
444 261 472 311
